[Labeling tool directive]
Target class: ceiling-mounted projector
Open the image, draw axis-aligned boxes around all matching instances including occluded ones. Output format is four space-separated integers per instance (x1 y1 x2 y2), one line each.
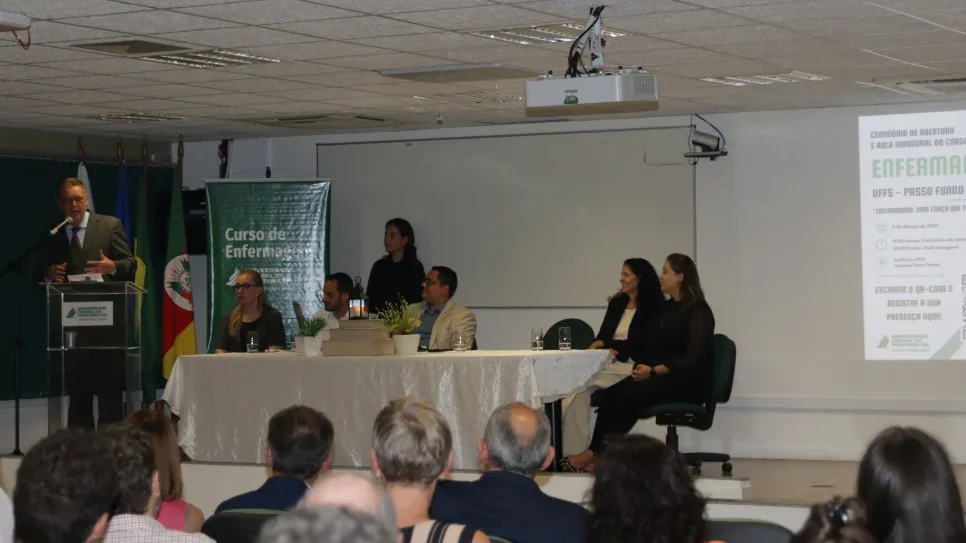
0 11 31 32
525 71 659 117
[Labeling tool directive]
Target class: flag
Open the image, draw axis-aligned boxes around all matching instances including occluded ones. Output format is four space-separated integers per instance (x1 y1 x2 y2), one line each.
114 163 131 241
162 169 196 378
134 163 160 402
77 161 95 212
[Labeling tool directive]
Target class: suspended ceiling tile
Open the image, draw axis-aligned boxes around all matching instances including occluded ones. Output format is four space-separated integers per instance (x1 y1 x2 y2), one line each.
0 45 109 64
256 87 386 101
27 89 148 104
0 0 147 20
270 16 438 41
215 60 350 77
652 24 806 47
391 5 560 31
296 0 493 15
61 11 240 34
0 65 84 80
195 78 317 93
177 0 360 26
237 41 391 61
19 21 126 44
39 57 186 75
135 69 258 84
322 52 455 70
610 10 755 34
283 70 401 86
29 74 153 89
351 32 501 53
515 0 696 18
175 92 290 106
110 84 228 99
154 26 320 48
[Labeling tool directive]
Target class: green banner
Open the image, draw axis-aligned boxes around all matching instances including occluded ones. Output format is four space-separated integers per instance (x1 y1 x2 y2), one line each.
205 180 331 352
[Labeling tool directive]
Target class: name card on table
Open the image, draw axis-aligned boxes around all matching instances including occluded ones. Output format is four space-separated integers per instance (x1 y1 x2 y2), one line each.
63 301 114 327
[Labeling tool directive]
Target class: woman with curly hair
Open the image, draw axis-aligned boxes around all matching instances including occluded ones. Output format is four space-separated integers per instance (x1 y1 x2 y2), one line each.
588 435 713 543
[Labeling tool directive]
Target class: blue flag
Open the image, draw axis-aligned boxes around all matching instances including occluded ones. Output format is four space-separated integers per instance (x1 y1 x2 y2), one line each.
114 163 131 241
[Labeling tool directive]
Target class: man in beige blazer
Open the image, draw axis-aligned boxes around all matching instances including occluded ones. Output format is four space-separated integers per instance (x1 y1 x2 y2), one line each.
409 266 477 351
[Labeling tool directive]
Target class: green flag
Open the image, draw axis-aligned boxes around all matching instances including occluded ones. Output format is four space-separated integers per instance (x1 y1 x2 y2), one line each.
134 162 160 403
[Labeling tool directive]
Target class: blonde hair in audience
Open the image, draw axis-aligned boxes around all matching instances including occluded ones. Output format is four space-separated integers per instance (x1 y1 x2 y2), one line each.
791 497 877 543
124 409 184 500
372 396 452 485
229 268 265 337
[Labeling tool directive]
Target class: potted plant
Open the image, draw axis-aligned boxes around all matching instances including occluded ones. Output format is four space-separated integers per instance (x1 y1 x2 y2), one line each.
381 299 421 356
295 317 328 357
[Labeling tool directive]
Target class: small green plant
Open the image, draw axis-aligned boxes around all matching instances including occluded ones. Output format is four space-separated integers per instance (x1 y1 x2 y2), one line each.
297 317 328 337
381 299 421 336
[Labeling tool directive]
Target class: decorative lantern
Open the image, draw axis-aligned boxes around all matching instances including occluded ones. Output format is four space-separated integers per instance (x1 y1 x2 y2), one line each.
348 276 369 320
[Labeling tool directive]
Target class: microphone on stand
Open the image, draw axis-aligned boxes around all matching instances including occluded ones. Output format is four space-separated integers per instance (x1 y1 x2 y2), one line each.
48 216 73 237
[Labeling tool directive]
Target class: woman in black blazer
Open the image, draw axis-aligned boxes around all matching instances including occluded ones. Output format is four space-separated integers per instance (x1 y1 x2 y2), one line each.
215 269 286 353
564 254 715 473
560 258 664 457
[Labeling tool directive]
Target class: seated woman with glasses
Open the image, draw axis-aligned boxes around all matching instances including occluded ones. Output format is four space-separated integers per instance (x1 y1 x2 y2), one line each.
214 268 286 353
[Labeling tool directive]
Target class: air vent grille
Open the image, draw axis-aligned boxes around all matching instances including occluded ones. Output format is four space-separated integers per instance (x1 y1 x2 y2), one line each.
81 112 186 123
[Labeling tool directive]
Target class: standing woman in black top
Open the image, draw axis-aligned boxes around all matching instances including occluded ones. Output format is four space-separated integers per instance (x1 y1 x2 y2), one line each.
214 269 286 353
366 218 426 314
564 253 715 472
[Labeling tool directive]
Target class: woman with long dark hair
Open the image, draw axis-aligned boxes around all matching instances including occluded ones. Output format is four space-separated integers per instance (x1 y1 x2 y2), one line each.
791 497 877 543
214 269 285 353
560 258 663 461
565 253 715 471
857 426 966 543
588 435 708 543
366 218 426 314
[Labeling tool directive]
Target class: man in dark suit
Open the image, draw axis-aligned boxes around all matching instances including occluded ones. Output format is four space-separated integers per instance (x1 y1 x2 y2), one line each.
41 177 136 429
216 406 334 513
430 403 588 543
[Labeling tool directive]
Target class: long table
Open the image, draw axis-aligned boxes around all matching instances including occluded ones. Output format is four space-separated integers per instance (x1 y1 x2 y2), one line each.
162 349 612 469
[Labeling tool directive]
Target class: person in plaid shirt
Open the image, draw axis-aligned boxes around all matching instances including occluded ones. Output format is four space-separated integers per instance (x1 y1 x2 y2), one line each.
102 426 214 543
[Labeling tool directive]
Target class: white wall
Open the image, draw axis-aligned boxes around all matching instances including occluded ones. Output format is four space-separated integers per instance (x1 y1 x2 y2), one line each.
12 100 952 463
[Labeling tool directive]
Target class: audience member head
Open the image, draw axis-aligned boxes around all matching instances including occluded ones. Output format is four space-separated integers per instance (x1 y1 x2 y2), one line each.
791 497 877 543
422 266 457 307
230 268 266 335
105 425 161 517
480 402 553 476
385 218 417 261
370 396 453 487
617 258 663 308
300 473 396 535
266 406 335 482
58 177 89 227
661 253 704 304
259 507 396 543
14 430 117 543
857 426 966 543
588 435 706 543
123 409 184 501
323 272 353 316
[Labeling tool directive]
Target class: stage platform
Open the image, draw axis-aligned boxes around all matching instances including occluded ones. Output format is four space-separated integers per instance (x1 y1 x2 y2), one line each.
6 456 966 533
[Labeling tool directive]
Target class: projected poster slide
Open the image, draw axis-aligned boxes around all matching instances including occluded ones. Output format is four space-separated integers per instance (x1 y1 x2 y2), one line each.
860 111 966 360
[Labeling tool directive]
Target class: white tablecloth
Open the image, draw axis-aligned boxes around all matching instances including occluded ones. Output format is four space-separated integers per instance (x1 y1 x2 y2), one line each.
162 350 612 469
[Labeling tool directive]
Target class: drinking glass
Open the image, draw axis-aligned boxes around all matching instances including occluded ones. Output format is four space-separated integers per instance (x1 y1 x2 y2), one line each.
530 328 544 351
453 329 467 352
559 327 572 351
65 331 77 350
246 332 259 353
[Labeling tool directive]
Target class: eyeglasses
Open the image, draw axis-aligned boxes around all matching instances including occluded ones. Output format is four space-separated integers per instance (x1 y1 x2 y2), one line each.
59 196 86 205
422 278 440 286
233 283 257 291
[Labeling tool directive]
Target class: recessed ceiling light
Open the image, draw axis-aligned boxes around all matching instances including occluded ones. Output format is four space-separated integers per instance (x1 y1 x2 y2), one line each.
468 23 625 46
138 49 281 69
701 71 831 86
82 112 186 123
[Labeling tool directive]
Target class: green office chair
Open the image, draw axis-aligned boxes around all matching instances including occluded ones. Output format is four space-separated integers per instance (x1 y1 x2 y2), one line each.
543 318 596 350
643 333 737 476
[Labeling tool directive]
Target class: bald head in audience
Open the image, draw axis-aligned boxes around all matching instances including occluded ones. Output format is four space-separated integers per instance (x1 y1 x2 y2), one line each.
300 473 396 536
480 402 554 476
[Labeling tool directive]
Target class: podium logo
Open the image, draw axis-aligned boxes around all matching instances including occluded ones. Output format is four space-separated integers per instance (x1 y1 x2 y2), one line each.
66 308 77 319
164 254 193 311
62 302 113 327
878 335 889 348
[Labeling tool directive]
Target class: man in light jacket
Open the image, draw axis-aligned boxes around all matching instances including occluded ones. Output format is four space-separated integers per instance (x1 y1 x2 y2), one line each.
409 266 477 351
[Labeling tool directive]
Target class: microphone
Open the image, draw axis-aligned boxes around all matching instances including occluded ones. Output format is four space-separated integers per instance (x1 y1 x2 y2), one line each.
48 216 73 237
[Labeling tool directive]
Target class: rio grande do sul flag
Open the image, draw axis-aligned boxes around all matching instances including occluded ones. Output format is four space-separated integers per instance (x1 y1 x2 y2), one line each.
162 168 196 378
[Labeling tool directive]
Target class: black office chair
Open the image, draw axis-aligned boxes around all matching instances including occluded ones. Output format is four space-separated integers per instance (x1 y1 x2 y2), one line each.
706 519 793 543
201 510 281 543
645 333 737 476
